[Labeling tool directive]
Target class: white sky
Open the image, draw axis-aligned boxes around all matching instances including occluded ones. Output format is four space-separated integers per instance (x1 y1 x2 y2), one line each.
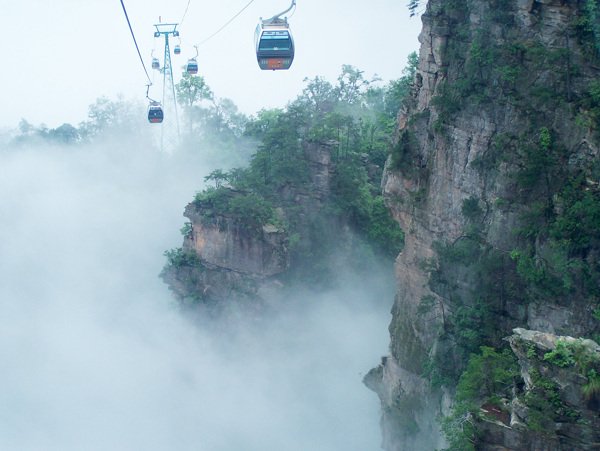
1 0 422 128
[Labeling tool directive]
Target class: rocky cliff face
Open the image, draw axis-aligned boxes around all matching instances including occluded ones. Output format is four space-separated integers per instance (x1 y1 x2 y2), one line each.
366 0 600 448
162 201 290 304
495 328 600 450
185 202 289 278
161 140 360 306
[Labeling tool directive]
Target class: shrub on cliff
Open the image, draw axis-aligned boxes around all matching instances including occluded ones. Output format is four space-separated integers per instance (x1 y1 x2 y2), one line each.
193 187 276 232
228 192 275 231
162 247 203 269
441 346 520 450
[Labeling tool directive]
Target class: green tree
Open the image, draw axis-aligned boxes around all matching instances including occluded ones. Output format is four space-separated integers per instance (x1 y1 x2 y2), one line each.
335 65 370 105
207 97 248 136
204 168 229 188
78 95 144 140
385 51 418 118
408 0 425 16
49 123 80 144
244 108 284 141
300 75 337 115
175 71 213 137
176 71 213 108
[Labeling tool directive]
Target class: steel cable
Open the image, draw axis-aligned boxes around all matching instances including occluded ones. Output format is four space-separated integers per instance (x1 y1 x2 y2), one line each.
119 0 152 85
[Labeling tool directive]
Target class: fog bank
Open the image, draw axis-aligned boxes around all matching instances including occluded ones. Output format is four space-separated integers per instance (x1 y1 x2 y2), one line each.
0 142 393 450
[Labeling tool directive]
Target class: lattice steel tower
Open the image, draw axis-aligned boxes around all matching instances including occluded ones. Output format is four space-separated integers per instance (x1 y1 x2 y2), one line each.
154 23 180 152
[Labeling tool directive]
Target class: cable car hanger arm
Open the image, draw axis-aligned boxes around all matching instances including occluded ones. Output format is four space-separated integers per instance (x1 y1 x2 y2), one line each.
265 0 296 23
146 83 159 103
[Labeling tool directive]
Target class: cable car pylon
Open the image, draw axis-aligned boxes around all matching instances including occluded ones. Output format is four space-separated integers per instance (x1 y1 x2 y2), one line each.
153 22 181 152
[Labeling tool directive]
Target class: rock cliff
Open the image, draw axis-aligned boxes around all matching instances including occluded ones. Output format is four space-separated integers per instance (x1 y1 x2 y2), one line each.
495 328 600 450
162 198 290 304
161 140 375 306
366 0 600 448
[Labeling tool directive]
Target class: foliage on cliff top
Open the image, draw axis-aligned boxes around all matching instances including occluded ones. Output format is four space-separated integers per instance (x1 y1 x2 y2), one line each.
193 187 276 232
188 57 417 265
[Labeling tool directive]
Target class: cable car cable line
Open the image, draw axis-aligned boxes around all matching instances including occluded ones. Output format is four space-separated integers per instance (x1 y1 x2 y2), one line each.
194 0 255 47
176 0 255 73
179 0 192 27
119 0 152 84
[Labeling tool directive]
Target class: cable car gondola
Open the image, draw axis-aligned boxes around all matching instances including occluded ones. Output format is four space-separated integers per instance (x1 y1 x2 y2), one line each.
187 58 198 74
255 0 296 71
152 57 160 70
174 45 181 55
148 101 164 123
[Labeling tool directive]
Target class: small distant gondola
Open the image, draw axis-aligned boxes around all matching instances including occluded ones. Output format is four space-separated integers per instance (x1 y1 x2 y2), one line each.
148 101 164 123
187 58 198 74
174 45 181 55
152 57 160 70
255 0 296 71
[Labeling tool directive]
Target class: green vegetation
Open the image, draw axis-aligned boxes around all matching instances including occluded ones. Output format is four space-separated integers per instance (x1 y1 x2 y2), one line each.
542 338 600 403
175 71 253 168
401 0 600 446
389 129 421 177
461 196 484 220
575 0 600 60
421 199 526 381
543 340 576 367
441 346 520 450
582 369 600 400
157 55 419 289
192 186 276 232
229 192 275 231
362 196 405 259
8 95 150 147
504 123 600 303
181 57 418 280
180 222 193 236
162 247 203 269
423 0 600 401
440 335 597 444
525 368 579 431
456 346 519 401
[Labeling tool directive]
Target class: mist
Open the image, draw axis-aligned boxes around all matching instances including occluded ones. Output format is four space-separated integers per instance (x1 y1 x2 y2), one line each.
0 139 394 450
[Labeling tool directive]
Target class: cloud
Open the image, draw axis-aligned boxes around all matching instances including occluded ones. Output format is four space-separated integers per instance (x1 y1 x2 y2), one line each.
0 141 393 450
